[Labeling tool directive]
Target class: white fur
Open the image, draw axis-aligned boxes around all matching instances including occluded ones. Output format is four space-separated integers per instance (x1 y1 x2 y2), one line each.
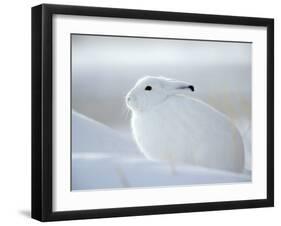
126 76 245 173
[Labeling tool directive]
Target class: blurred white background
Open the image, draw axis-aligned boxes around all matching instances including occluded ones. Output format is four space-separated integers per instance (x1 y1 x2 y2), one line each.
72 35 251 134
0 0 279 225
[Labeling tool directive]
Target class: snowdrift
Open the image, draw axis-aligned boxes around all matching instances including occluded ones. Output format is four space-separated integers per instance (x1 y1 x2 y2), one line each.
72 111 251 190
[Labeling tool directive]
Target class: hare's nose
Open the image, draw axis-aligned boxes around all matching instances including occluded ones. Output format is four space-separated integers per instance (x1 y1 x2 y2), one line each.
126 96 131 102
126 94 136 103
126 94 133 102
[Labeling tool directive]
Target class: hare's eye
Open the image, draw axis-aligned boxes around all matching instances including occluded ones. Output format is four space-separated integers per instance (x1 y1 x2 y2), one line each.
145 85 152 91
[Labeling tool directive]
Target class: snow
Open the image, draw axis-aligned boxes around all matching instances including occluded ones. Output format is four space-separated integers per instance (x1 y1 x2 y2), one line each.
72 111 251 191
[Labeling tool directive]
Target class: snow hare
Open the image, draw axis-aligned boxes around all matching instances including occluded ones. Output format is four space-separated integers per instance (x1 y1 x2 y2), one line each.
126 76 245 173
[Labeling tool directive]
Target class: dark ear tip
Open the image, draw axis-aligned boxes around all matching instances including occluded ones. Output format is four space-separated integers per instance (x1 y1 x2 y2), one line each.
177 85 195 92
189 85 194 92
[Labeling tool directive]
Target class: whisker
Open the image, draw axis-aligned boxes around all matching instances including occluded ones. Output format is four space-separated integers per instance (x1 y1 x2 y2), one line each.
121 100 131 121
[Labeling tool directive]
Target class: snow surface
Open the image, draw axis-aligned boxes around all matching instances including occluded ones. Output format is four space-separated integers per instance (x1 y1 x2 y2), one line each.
72 111 251 191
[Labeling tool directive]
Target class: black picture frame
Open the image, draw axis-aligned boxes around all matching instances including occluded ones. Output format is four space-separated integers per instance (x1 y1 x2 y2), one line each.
32 3 274 222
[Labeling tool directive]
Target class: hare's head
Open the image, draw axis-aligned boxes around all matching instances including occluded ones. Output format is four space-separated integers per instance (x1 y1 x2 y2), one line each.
126 76 195 113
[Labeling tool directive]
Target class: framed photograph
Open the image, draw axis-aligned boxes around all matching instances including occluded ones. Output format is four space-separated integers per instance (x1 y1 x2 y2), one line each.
32 4 274 221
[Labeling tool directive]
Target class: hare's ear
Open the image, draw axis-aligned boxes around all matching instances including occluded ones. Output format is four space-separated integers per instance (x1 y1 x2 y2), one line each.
165 79 195 95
